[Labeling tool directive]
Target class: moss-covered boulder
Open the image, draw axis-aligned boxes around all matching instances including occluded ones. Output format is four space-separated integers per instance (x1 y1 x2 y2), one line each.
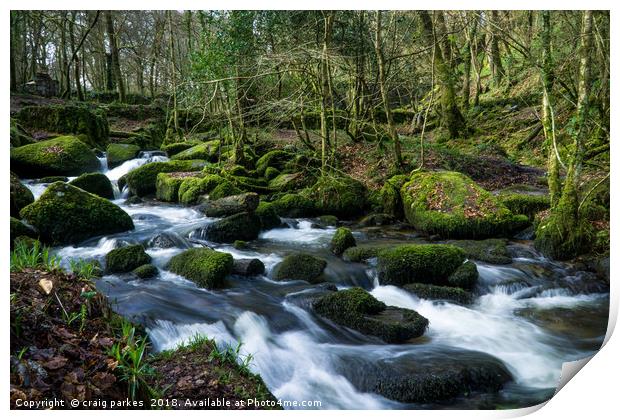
178 175 223 205
498 192 550 221
10 217 37 246
69 172 114 199
342 245 382 263
270 193 316 217
272 253 327 283
124 160 206 196
313 287 428 343
379 175 409 218
534 211 592 260
10 136 101 177
132 264 158 279
402 283 473 304
400 171 529 239
171 140 221 162
199 192 259 217
268 172 312 192
255 202 281 230
105 244 151 273
10 118 34 147
330 227 356 256
358 213 396 227
167 248 233 288
305 176 367 218
10 172 34 218
377 244 465 286
15 105 109 148
155 171 202 202
20 182 134 245
447 261 478 289
264 167 280 181
232 258 266 276
106 143 141 169
255 150 291 175
161 142 199 156
448 238 512 265
200 212 262 243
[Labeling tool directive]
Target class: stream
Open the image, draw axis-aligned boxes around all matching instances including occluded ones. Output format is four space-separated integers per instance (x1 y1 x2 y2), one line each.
23 152 609 409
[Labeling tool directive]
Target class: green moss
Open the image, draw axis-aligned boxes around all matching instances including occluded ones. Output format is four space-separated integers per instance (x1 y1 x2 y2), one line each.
255 150 291 175
226 175 272 195
202 212 262 243
498 193 549 220
379 175 409 218
402 283 473 304
233 240 248 250
10 172 34 218
447 261 478 289
255 202 281 230
69 172 114 199
106 143 141 168
222 164 250 177
156 172 202 202
330 227 356 256
304 176 367 218
161 142 199 156
534 211 593 260
317 215 339 226
377 244 465 286
10 217 37 246
132 264 158 279
178 175 224 204
124 159 206 196
448 239 512 264
167 248 233 288
400 171 529 239
15 105 109 147
268 172 312 192
37 176 69 183
10 136 101 177
264 167 280 181
20 182 134 245
105 244 151 273
171 140 221 162
272 253 327 283
10 118 34 147
270 193 316 217
342 245 381 262
209 180 243 200
313 287 428 343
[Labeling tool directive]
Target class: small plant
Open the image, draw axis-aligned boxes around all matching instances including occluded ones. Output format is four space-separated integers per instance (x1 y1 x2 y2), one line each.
10 239 60 272
69 258 101 279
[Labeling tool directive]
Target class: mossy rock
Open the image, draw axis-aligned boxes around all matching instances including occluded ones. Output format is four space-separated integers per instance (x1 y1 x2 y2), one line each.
171 140 221 162
268 172 312 192
199 192 259 217
317 215 339 227
37 176 69 183
161 142 199 156
232 258 266 276
209 180 243 200
178 175 224 205
105 244 151 273
10 217 37 246
20 182 134 245
221 164 251 177
264 167 280 181
124 160 206 196
10 136 101 177
10 118 34 147
155 172 202 202
342 245 382 262
448 239 512 265
255 202 281 230
330 227 356 256
200 212 262 243
10 172 34 218
447 261 478 289
132 264 159 279
270 193 316 217
167 248 233 289
272 253 327 283
15 105 109 148
233 240 248 250
255 150 291 175
377 244 465 286
400 171 529 239
305 175 367 218
379 175 409 218
358 213 396 227
402 283 473 304
69 172 114 199
106 143 141 169
498 192 550 221
313 287 428 343
534 211 593 260
227 175 273 195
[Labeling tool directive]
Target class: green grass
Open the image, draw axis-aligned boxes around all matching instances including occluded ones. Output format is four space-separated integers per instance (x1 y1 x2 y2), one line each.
68 258 102 279
10 239 61 272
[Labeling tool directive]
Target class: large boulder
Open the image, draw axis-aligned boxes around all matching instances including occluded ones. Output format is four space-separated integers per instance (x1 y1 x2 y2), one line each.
15 105 109 148
198 212 262 243
379 174 409 218
498 192 549 221
124 160 206 196
178 175 242 205
402 283 473 304
10 217 37 246
270 193 316 217
106 143 141 169
19 182 134 245
171 140 221 162
447 261 479 289
255 150 291 175
400 171 529 239
268 172 312 192
167 248 233 288
132 264 158 279
232 258 266 276
447 238 512 265
155 171 202 202
105 244 151 273
10 118 34 147
330 227 356 256
199 192 259 217
161 142 199 156
313 287 428 343
255 202 281 230
272 253 327 283
69 172 114 199
10 172 34 218
305 176 367 218
376 244 467 287
10 136 101 177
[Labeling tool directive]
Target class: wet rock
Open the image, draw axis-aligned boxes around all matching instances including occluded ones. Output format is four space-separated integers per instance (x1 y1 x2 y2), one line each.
167 248 233 288
155 171 202 202
270 193 316 218
36 176 69 183
342 245 381 263
106 143 140 169
305 175 368 218
199 212 262 243
402 283 473 304
255 202 281 230
132 264 159 279
20 182 133 245
272 253 327 283
124 160 207 197
10 172 34 218
105 244 151 273
330 227 356 256
358 213 396 227
10 217 37 247
448 238 512 265
199 192 259 217
378 175 409 219
313 287 428 343
255 150 292 175
69 172 114 199
232 258 265 276
170 140 221 162
447 261 479 290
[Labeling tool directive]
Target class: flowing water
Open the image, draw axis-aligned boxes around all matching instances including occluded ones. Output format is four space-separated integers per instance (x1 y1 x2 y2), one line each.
22 153 609 409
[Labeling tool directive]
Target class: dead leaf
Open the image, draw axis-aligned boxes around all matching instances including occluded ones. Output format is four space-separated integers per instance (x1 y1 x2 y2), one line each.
38 278 53 295
43 356 68 370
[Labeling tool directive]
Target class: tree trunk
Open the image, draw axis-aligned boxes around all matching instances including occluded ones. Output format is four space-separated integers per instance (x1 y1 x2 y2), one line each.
105 11 125 102
487 11 505 88
319 12 334 172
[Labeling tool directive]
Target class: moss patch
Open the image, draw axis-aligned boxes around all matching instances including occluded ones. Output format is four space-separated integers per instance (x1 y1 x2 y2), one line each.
270 193 316 217
447 261 479 289
106 143 141 169
201 212 262 243
167 248 233 289
10 172 34 218
255 202 281 230
105 244 151 273
255 150 291 175
304 175 367 218
124 160 206 196
342 245 381 262
69 172 115 199
155 172 202 202
448 238 512 264
402 283 473 304
272 253 327 283
171 140 221 162
132 264 158 279
498 192 549 220
330 228 356 256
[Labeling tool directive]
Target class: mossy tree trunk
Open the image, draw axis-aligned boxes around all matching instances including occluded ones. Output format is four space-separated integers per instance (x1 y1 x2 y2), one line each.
487 11 505 88
320 11 334 173
105 11 125 103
